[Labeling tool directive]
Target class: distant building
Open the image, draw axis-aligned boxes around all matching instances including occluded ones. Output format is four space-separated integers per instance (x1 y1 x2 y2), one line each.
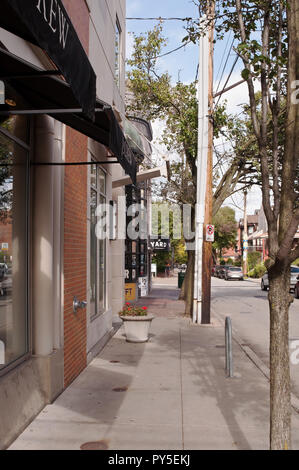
236 213 260 258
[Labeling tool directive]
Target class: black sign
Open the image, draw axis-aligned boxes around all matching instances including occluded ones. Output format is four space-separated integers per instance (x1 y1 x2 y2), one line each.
1 0 96 119
150 238 170 252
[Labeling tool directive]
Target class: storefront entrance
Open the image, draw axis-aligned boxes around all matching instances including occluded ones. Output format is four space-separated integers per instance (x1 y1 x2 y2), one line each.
0 113 30 373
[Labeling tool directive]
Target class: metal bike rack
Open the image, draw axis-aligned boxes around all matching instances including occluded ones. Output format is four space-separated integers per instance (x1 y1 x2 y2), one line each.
225 317 234 378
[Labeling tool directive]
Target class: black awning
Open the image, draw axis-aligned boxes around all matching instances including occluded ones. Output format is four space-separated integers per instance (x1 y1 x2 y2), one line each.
0 0 96 120
0 48 136 183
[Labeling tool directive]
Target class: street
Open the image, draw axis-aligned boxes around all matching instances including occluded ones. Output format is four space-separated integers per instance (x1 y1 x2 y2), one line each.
211 276 299 397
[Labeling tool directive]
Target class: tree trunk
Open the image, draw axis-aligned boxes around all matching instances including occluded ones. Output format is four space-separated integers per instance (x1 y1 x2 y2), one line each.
180 249 195 318
179 205 195 318
268 267 293 449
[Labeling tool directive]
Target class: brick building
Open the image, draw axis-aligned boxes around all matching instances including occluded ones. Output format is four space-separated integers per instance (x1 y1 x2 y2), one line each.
0 0 136 448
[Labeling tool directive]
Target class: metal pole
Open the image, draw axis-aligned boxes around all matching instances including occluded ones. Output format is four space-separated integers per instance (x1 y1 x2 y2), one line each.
193 17 209 324
225 317 233 378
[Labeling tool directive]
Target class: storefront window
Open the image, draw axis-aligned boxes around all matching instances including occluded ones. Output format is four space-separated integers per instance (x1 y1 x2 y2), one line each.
89 164 106 319
0 122 29 371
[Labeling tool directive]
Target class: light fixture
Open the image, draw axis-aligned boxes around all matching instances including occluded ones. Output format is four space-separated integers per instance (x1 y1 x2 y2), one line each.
5 98 17 107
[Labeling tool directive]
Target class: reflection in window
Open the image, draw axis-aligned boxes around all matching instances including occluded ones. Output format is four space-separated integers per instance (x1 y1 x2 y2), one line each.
90 188 97 318
115 16 121 88
0 81 4 105
0 126 28 370
89 164 106 319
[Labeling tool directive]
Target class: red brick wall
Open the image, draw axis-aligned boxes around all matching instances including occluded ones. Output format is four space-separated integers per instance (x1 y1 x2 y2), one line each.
63 0 90 387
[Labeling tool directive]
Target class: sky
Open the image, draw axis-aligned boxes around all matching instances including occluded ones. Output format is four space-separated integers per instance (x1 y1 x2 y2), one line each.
126 0 262 220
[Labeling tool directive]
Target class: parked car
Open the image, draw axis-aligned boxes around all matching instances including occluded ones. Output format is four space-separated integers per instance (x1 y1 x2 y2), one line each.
224 266 243 281
219 265 231 279
212 265 220 277
214 265 223 277
0 268 12 296
294 276 299 299
0 263 8 281
261 265 299 292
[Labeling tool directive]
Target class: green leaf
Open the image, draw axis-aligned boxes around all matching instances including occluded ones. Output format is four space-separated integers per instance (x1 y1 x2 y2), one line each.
241 69 250 81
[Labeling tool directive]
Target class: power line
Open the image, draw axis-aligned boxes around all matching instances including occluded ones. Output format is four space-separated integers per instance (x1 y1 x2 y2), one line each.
153 40 192 59
214 33 232 90
215 55 239 108
126 17 197 21
215 39 235 96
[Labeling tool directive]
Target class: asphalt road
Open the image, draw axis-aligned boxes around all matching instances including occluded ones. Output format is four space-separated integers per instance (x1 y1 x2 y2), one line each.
211 276 299 397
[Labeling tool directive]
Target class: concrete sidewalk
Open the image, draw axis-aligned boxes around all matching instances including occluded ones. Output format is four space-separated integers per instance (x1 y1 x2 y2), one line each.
9 279 299 450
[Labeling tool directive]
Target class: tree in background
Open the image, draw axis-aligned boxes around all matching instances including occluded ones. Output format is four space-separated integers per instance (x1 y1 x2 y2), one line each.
247 251 263 271
127 23 258 317
187 0 299 450
212 207 237 260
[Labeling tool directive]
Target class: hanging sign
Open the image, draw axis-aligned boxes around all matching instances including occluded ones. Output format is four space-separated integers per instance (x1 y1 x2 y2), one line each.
150 238 170 252
206 225 215 242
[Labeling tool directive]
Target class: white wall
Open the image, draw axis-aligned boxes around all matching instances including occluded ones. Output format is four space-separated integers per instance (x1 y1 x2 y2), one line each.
87 0 126 113
86 1 126 357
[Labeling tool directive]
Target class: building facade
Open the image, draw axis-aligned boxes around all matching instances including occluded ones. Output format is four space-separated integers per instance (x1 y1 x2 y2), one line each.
0 0 132 449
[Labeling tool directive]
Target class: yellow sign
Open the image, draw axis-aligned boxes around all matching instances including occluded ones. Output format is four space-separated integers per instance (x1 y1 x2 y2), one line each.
125 283 136 302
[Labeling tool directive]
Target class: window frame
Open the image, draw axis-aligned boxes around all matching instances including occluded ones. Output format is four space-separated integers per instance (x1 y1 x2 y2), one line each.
89 163 107 321
0 118 31 376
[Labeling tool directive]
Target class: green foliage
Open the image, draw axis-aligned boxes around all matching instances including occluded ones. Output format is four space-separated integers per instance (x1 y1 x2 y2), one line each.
152 238 187 273
293 258 299 267
153 252 171 273
119 304 148 317
212 207 237 257
127 22 198 172
127 22 257 216
248 262 267 278
248 251 262 271
234 257 242 267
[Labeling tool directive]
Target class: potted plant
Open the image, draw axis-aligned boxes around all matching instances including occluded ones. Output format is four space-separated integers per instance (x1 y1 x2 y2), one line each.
119 303 154 343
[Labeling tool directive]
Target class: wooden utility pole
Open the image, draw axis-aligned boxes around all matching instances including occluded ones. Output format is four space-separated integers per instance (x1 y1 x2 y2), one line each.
243 189 248 277
201 1 215 324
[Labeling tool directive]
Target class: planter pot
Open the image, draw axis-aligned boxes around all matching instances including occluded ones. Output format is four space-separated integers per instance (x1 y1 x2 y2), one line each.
119 315 154 343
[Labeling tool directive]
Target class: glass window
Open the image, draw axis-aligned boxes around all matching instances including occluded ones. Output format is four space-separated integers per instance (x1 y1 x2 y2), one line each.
0 81 4 105
0 81 30 144
115 16 121 88
90 188 97 318
89 164 106 319
0 126 29 371
98 168 106 194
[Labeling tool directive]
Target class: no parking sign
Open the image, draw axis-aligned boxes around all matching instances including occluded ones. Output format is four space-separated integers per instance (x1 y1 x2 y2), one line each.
206 225 215 242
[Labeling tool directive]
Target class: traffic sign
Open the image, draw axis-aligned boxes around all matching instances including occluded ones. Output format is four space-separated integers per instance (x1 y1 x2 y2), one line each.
206 225 215 242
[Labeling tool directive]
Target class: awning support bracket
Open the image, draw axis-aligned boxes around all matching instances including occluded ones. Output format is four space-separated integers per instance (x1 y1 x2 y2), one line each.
30 161 119 166
0 108 106 116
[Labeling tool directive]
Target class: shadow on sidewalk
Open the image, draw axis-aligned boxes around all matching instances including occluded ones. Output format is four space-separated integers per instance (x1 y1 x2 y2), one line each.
150 322 269 450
